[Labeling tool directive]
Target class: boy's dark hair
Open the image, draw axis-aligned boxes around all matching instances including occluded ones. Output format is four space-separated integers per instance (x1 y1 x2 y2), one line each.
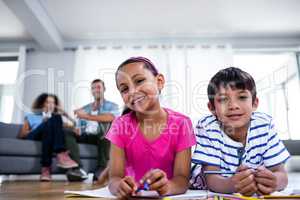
91 79 105 90
32 93 60 113
207 67 257 109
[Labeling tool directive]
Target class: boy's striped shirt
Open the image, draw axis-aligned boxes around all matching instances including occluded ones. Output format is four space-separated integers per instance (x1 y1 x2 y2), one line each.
192 112 290 177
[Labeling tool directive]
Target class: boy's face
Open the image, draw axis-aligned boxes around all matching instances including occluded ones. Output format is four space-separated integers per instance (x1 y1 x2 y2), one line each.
208 86 258 133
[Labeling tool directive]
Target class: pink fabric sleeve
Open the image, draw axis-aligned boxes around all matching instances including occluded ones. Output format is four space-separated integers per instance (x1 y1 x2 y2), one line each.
105 117 126 148
176 117 196 152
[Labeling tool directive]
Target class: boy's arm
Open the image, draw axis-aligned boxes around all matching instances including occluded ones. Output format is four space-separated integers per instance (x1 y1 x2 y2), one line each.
255 164 288 195
204 165 257 196
204 165 234 193
271 164 288 190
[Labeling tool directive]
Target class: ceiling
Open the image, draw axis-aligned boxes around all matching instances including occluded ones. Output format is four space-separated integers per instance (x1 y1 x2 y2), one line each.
0 0 31 41
1 0 300 50
43 0 300 40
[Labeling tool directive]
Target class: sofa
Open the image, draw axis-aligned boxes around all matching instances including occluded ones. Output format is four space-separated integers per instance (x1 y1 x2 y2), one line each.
282 140 300 172
1 121 299 174
0 122 98 174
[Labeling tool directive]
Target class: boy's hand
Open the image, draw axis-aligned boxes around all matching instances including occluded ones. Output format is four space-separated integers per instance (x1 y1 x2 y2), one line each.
140 169 170 196
116 176 138 198
255 166 277 195
230 165 257 196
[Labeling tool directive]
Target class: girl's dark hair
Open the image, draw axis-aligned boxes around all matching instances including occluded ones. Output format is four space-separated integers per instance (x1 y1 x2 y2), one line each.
115 57 159 82
121 106 132 115
32 93 60 113
207 67 257 109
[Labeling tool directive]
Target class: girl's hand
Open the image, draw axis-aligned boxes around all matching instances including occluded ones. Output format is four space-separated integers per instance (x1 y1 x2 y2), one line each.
140 169 170 196
116 176 138 198
230 165 257 196
255 166 277 195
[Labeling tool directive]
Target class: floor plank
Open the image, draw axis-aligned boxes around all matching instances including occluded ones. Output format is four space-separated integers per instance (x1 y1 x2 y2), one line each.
0 181 104 200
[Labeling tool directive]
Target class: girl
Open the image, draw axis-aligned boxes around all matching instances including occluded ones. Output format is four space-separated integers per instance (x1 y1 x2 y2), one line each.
106 57 196 198
19 93 78 181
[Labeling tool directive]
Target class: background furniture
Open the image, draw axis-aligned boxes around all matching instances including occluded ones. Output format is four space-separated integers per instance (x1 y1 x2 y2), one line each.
0 122 97 174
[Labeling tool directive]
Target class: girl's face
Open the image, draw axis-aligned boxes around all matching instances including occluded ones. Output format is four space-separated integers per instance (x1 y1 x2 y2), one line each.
44 96 56 113
116 62 164 114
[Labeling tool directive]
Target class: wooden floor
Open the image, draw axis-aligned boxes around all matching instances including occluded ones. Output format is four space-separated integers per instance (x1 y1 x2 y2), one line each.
0 180 105 200
1 173 300 200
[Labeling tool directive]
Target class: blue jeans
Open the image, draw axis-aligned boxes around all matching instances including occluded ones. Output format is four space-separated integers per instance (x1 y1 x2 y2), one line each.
27 114 65 167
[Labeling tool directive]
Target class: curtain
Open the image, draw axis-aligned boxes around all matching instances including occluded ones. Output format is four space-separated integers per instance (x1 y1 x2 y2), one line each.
11 46 26 123
73 44 233 122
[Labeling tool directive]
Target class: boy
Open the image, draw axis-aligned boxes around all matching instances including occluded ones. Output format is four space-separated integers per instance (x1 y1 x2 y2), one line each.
191 67 290 196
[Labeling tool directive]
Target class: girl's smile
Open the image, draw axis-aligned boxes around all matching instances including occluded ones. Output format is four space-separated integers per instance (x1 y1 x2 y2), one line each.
116 62 164 114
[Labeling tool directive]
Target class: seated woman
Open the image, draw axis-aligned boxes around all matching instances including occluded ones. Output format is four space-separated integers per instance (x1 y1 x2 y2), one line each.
19 93 78 181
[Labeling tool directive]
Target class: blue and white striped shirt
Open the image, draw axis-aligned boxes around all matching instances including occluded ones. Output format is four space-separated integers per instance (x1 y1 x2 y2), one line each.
192 112 290 178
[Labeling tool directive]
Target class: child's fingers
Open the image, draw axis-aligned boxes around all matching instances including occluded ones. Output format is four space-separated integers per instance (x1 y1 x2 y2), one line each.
119 181 133 195
236 164 249 172
116 188 127 199
235 172 257 196
235 168 254 181
157 184 169 196
235 173 256 191
148 169 166 184
238 182 257 197
141 169 165 185
149 176 168 190
255 168 275 180
117 176 137 197
257 183 274 195
255 177 276 189
123 176 138 191
140 170 153 184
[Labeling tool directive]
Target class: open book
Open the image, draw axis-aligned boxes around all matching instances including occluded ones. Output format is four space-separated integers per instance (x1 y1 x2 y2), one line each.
65 187 300 199
64 186 208 199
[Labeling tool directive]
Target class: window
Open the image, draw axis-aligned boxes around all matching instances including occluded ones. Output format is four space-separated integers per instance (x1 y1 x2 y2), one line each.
0 56 19 123
233 52 300 139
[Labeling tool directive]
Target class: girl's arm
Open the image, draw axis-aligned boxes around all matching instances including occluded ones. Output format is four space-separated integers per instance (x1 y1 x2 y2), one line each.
108 144 137 197
18 120 31 139
167 148 192 195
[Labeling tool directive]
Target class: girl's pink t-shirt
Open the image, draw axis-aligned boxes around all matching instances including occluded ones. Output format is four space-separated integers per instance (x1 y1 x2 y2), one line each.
105 108 196 182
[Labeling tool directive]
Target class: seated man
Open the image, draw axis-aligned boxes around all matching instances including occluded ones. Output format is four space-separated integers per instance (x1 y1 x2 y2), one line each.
65 79 119 181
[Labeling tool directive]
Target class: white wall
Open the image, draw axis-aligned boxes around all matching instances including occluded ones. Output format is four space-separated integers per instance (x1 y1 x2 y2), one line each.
22 50 75 114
